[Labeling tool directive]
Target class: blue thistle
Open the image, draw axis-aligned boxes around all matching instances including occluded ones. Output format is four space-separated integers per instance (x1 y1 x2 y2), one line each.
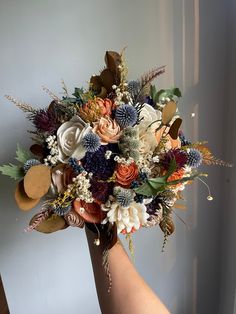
23 159 41 173
130 181 139 189
68 158 84 174
179 131 191 146
134 194 145 204
187 149 202 168
52 204 72 216
138 171 148 182
82 132 101 152
128 80 141 100
114 187 133 207
115 104 138 128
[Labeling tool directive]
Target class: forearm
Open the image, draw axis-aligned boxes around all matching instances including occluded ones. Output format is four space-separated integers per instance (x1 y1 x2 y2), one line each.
85 225 170 314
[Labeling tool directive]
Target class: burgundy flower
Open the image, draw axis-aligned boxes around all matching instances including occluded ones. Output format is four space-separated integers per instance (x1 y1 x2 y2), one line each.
33 108 58 134
90 178 114 204
161 148 188 170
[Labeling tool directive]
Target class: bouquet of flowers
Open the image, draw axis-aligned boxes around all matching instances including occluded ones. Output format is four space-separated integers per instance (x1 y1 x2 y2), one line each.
0 50 231 255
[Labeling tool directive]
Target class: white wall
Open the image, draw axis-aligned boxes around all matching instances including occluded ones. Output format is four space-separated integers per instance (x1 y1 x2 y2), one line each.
0 1 232 313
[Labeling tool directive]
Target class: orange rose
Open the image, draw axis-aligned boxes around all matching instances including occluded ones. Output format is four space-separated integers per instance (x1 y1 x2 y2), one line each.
93 117 121 144
73 200 105 223
115 162 139 187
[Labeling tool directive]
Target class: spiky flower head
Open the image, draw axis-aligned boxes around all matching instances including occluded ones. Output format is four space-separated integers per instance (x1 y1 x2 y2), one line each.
179 131 191 146
82 132 101 152
23 159 41 173
115 104 138 128
162 148 188 170
128 80 141 99
113 186 134 207
187 148 202 168
33 109 58 134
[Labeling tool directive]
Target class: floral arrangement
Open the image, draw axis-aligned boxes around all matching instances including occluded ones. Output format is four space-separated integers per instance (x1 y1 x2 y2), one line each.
0 50 231 257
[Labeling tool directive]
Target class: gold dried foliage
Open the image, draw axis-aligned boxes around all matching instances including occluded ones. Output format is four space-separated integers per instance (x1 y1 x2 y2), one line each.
119 47 128 86
5 95 37 114
125 233 135 263
42 85 61 101
102 248 112 294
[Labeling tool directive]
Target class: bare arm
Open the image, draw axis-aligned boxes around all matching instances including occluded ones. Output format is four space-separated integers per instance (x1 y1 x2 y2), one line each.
85 225 170 314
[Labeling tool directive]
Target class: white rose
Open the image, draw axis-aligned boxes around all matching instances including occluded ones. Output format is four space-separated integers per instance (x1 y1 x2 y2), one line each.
139 103 162 131
57 116 92 163
136 104 162 154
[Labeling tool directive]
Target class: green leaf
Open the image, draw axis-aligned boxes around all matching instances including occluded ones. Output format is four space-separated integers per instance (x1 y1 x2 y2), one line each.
148 178 166 189
156 87 182 102
15 143 32 164
155 89 165 102
172 87 182 97
134 182 157 197
164 159 177 179
72 87 84 98
150 85 157 101
0 163 24 180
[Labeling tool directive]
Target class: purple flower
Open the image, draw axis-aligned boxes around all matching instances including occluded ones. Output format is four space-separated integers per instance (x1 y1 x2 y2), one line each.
33 108 58 134
161 148 188 170
81 144 119 180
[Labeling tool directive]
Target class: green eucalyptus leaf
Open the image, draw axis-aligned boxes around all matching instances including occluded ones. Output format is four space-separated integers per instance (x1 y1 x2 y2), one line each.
148 178 166 189
15 144 32 164
0 163 24 180
134 182 156 197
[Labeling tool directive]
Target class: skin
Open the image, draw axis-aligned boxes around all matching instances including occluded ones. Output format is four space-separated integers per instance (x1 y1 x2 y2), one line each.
85 225 170 314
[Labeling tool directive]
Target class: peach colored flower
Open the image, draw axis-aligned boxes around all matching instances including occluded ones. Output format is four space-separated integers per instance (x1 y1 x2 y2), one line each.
97 98 114 116
51 164 74 194
73 199 105 223
115 162 139 187
93 117 121 144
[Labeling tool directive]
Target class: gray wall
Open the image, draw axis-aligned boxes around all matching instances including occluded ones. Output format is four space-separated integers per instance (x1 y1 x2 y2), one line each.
0 1 234 313
219 0 236 313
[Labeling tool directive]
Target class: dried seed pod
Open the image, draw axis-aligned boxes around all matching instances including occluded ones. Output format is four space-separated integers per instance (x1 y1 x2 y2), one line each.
105 51 121 74
168 118 182 140
100 69 116 93
159 216 175 235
